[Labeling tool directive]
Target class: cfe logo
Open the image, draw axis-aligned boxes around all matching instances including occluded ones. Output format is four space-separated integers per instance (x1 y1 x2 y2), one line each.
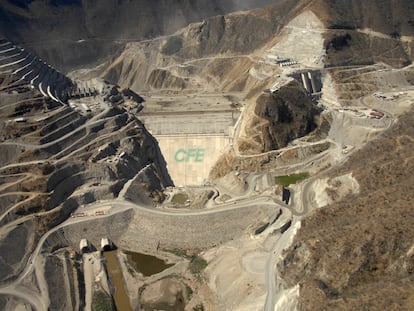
174 148 205 162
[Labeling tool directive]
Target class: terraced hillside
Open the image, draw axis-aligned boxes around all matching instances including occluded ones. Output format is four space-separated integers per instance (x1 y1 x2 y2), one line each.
0 39 74 104
0 65 171 282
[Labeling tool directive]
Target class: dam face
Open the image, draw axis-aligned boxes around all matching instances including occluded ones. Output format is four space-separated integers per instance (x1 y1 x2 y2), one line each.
156 133 232 186
139 95 240 186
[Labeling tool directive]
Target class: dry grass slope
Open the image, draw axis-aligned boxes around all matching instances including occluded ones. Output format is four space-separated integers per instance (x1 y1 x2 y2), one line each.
279 108 414 310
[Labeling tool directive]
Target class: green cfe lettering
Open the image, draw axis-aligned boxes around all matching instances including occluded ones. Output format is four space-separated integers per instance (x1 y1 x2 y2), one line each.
195 148 205 162
174 148 205 162
187 148 197 160
174 149 187 162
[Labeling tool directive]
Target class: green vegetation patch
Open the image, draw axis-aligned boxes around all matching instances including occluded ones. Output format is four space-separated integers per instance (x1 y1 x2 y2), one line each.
92 291 115 311
163 249 207 279
190 256 208 275
275 172 309 187
186 285 193 299
171 192 189 204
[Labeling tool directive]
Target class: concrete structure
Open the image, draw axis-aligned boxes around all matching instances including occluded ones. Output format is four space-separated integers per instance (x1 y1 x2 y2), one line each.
156 134 232 186
101 238 112 251
80 239 89 253
308 72 318 93
282 188 291 204
293 70 322 94
140 109 239 185
301 73 312 93
279 61 298 67
13 117 26 123
81 103 91 113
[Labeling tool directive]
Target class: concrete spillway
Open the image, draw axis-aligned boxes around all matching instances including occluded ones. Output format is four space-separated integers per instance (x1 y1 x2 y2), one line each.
308 72 318 93
296 70 322 94
301 73 312 93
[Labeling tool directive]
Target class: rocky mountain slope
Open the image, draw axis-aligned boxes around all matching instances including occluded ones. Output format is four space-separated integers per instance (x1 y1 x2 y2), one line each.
1 0 412 72
0 72 171 283
242 81 320 153
279 107 414 310
85 0 299 92
0 0 413 310
65 0 413 98
314 0 414 35
0 0 278 72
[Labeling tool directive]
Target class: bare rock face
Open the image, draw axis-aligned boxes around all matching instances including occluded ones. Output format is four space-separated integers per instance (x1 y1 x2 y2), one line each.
222 81 319 155
251 81 320 152
209 82 321 179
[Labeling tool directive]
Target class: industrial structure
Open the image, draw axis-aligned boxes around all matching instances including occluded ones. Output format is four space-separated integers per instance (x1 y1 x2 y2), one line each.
297 70 322 94
79 239 90 253
101 238 113 251
282 188 291 204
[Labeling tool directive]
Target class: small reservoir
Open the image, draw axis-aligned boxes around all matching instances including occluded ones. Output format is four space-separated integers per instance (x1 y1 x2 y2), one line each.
124 250 174 277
